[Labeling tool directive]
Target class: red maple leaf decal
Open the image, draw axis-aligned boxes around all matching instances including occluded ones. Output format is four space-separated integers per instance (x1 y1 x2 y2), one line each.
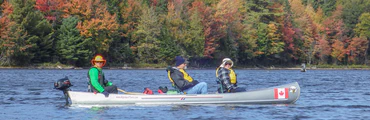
279 91 284 96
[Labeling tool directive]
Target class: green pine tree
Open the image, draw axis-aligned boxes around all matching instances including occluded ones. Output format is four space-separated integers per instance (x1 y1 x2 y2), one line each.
342 0 370 37
56 16 91 66
134 6 161 63
158 20 180 65
7 0 54 65
184 10 204 58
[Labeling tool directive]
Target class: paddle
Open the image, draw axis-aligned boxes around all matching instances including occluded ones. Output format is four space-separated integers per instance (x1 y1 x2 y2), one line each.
117 88 143 95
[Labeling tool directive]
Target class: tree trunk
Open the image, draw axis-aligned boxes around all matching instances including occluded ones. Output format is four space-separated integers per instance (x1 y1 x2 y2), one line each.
365 39 369 65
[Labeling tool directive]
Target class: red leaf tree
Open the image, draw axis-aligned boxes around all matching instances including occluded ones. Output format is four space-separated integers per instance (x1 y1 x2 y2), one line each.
35 0 64 21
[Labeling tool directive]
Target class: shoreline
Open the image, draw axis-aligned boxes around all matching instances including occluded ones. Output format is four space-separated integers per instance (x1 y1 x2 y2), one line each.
1 66 370 70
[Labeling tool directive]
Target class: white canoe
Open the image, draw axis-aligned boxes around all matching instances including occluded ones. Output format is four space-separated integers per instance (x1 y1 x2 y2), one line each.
68 82 300 106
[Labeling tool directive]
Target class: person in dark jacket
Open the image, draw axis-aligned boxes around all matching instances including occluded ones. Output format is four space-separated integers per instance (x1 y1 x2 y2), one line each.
88 54 118 97
216 58 246 93
167 56 207 94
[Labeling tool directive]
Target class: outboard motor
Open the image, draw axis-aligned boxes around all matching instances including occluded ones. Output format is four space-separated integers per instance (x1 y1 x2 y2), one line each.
54 76 73 105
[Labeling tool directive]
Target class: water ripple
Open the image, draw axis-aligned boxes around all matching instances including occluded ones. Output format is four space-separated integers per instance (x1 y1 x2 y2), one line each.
1 69 370 119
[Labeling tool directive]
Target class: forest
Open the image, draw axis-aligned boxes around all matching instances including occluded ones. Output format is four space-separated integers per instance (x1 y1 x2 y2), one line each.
1 0 370 68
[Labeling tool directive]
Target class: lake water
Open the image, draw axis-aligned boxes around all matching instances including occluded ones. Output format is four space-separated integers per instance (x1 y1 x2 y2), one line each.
0 69 369 119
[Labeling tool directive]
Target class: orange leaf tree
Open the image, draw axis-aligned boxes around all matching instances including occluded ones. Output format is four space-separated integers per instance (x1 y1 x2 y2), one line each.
323 5 346 64
347 37 368 64
212 0 241 59
314 35 331 64
75 0 120 54
331 40 346 64
187 0 217 60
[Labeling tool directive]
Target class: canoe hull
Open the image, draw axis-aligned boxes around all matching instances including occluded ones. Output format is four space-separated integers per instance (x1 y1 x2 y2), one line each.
68 82 300 106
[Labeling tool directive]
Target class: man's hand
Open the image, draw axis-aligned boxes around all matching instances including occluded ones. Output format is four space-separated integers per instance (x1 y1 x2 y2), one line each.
192 80 199 84
227 86 237 93
102 91 109 97
104 80 109 84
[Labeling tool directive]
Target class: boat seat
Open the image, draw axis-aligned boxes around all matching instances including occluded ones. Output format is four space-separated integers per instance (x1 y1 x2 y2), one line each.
216 78 224 93
87 82 92 92
172 84 185 94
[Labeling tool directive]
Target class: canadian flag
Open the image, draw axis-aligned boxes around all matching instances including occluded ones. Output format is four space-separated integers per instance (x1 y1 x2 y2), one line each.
274 88 289 99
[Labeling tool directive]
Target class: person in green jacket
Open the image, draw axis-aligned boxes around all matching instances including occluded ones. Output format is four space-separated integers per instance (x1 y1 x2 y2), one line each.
88 54 118 97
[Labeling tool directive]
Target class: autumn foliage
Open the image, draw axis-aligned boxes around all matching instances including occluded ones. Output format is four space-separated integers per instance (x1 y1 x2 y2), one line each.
1 0 370 67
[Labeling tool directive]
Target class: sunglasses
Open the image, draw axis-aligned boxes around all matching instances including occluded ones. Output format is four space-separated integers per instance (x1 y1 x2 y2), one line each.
225 63 232 65
95 61 104 63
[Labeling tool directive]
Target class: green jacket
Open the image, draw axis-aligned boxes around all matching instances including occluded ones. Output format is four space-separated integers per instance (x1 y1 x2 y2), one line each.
87 67 112 92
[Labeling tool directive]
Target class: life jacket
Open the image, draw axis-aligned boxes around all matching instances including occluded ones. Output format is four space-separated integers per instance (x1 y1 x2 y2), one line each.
229 68 236 84
179 69 193 82
167 67 191 94
167 69 176 87
87 67 106 92
216 67 237 84
215 67 220 78
167 68 181 92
